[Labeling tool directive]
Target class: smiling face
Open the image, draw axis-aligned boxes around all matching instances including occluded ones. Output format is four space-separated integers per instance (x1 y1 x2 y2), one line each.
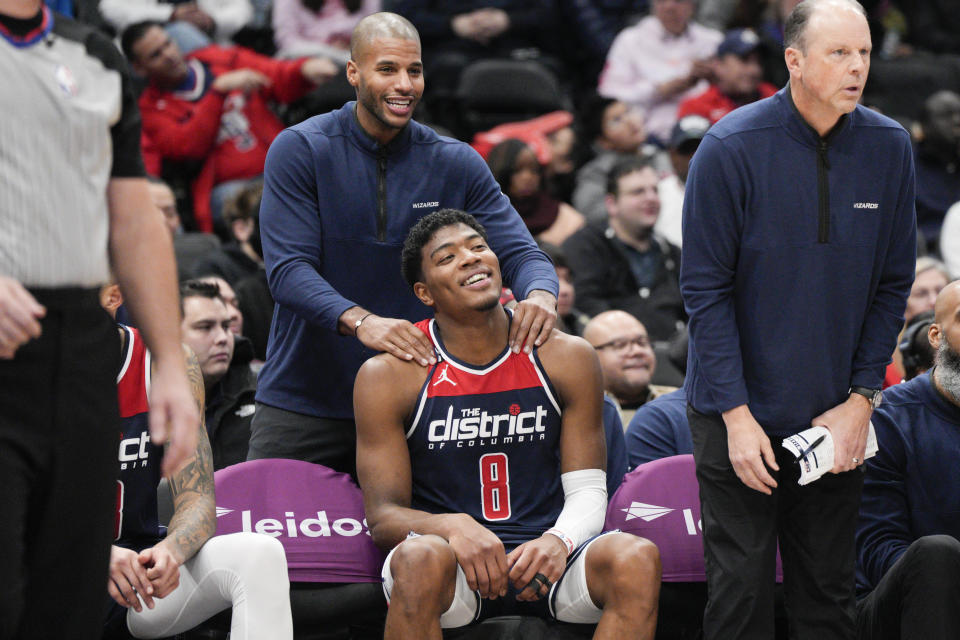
584 311 656 404
786 2 871 134
414 223 503 314
606 167 661 240
347 36 423 145
180 295 234 388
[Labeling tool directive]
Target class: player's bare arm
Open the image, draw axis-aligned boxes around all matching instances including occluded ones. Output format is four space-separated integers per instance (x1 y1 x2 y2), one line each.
506 331 608 601
141 346 215 597
355 353 509 599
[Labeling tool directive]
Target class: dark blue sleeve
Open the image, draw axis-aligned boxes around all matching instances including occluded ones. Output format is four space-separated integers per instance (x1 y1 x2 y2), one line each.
625 394 691 469
259 129 356 332
458 145 559 300
856 407 912 592
849 136 917 389
680 134 749 411
602 396 628 497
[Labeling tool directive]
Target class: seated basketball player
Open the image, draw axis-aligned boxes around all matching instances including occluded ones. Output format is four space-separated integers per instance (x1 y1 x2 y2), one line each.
354 209 661 639
99 284 293 640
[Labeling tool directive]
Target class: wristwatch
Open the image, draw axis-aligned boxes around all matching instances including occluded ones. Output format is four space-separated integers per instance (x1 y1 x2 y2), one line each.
849 386 882 409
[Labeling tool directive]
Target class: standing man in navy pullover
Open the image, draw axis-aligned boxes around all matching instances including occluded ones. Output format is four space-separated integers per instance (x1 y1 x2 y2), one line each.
680 1 916 638
251 12 558 475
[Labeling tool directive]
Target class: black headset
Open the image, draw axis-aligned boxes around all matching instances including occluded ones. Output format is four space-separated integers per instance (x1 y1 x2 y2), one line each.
899 310 936 380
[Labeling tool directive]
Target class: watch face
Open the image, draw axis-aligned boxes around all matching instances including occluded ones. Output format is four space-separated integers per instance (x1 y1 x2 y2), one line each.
873 390 882 408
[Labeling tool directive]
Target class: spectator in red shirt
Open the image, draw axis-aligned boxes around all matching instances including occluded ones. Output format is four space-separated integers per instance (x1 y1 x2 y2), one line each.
122 21 338 233
677 28 778 125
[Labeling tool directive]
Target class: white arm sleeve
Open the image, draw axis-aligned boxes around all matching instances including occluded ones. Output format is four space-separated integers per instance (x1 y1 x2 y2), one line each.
546 468 607 555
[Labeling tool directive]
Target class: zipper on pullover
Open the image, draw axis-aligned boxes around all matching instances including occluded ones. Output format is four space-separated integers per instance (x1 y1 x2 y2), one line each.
816 140 831 243
377 148 388 241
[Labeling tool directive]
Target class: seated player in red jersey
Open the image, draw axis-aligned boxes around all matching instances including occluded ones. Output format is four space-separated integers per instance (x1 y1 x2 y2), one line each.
354 209 661 639
99 283 292 640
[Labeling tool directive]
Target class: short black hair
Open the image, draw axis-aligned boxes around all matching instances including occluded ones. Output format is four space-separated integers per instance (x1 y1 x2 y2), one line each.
121 20 164 61
179 279 222 316
606 156 654 196
579 93 618 145
401 209 489 289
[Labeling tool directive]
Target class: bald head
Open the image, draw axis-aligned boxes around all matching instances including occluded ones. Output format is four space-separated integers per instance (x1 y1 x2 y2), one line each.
933 281 960 325
784 0 866 52
350 12 420 62
583 310 642 345
584 311 656 404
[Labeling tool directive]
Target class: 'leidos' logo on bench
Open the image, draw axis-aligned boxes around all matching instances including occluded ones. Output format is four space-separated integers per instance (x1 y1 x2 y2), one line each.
217 507 371 539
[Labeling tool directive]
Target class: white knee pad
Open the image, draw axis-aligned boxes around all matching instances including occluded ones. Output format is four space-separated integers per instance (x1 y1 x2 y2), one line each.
381 535 480 629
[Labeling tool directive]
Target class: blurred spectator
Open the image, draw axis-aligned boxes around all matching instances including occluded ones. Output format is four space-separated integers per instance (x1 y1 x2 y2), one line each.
856 281 960 640
584 310 676 425
197 275 244 336
102 0 253 52
122 21 338 233
148 177 222 282
599 0 722 144
191 182 263 285
563 156 685 343
625 387 691 469
901 0 960 55
387 0 561 110
940 200 960 277
486 138 585 246
905 257 951 324
655 114 710 247
677 28 777 124
273 0 379 62
914 90 960 252
538 242 590 336
572 94 670 225
180 279 258 469
554 0 649 91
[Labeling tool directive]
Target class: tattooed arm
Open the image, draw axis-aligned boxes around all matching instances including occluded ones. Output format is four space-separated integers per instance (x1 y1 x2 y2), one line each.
138 345 215 598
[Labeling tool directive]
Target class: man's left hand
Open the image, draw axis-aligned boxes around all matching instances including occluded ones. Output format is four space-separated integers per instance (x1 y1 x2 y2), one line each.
813 394 871 474
509 290 557 354
506 534 567 602
139 541 184 599
301 57 339 85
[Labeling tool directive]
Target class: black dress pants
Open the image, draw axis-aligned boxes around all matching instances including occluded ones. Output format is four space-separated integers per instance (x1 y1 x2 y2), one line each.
0 289 120 640
689 405 863 640
857 535 960 640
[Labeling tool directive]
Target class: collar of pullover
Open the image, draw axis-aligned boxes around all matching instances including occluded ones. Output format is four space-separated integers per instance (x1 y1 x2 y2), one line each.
339 100 414 156
775 85 851 148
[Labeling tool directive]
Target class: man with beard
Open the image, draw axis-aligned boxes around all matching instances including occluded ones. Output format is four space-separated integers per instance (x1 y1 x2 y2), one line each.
855 280 960 639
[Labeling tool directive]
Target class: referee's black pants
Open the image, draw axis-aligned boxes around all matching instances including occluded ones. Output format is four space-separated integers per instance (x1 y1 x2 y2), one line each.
857 535 960 640
0 289 120 640
689 405 863 640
